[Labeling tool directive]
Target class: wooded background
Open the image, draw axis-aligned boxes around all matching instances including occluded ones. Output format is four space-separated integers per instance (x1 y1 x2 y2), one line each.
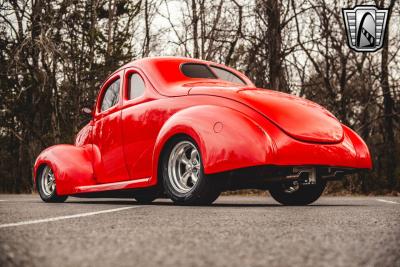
0 0 399 194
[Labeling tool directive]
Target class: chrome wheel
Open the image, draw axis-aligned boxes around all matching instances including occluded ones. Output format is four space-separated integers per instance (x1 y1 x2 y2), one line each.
167 141 201 194
40 166 56 197
283 181 300 194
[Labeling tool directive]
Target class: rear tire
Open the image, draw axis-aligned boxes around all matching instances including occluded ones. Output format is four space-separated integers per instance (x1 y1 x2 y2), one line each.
161 136 221 205
269 180 326 206
37 165 68 203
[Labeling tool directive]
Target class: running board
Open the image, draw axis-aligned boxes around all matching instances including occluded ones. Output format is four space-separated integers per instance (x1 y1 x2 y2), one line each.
74 178 150 194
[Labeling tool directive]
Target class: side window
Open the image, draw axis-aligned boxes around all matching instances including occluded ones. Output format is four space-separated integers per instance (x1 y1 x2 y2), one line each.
210 66 246 85
101 78 120 112
129 73 146 99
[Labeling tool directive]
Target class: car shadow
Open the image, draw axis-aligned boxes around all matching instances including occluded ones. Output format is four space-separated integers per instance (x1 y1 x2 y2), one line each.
63 199 365 208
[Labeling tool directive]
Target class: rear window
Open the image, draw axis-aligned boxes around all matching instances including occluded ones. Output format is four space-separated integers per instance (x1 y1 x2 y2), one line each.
210 66 246 85
181 63 217 79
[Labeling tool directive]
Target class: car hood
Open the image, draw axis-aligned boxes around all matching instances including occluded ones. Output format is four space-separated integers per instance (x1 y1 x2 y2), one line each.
189 86 344 144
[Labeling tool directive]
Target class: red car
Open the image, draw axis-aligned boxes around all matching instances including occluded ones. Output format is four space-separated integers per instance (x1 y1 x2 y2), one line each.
34 57 372 205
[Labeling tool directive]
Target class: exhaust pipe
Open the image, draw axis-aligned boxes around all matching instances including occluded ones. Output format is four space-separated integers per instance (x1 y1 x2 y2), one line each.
285 168 317 185
321 170 345 181
285 167 345 183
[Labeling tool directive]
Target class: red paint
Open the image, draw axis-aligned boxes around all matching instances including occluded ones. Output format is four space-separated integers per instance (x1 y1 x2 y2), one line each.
33 57 372 196
189 87 344 143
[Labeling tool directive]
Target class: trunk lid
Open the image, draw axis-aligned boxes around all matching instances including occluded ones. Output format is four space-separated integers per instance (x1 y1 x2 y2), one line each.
189 86 343 144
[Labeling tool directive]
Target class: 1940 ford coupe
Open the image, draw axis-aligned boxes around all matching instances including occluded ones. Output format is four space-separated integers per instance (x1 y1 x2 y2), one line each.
34 57 372 205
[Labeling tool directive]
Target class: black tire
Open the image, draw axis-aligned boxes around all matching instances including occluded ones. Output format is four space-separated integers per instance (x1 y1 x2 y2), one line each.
133 187 161 204
37 165 68 203
269 180 326 206
161 136 222 205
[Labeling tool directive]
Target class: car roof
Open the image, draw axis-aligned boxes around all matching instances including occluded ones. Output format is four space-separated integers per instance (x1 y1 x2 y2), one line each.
114 57 255 96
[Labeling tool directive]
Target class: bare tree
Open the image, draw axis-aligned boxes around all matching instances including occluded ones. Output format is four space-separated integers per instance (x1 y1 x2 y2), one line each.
379 0 397 188
0 0 399 193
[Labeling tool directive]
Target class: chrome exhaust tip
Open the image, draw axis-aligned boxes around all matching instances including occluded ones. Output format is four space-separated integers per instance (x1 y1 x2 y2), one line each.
285 168 317 185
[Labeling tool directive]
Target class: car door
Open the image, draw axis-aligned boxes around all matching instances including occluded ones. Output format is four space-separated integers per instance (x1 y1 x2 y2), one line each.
92 71 130 183
121 68 163 180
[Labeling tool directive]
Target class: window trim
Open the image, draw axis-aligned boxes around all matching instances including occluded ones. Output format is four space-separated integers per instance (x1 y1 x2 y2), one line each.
180 63 217 79
123 68 149 105
96 75 121 115
209 65 246 85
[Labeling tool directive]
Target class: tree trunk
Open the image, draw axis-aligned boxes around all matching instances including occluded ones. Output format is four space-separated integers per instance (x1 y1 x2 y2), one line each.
142 0 151 57
191 0 199 58
380 0 397 189
265 0 288 92
106 0 116 62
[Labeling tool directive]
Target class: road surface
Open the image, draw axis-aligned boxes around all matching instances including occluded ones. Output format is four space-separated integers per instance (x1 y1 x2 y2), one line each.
0 194 399 267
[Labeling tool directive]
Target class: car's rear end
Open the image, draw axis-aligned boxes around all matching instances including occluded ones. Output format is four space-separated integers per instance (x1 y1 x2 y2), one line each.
188 86 371 204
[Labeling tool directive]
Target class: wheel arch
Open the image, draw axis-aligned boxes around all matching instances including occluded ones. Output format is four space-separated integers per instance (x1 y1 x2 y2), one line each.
33 144 95 195
149 105 275 186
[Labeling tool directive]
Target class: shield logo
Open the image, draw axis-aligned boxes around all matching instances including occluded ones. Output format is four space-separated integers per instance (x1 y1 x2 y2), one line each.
342 5 389 52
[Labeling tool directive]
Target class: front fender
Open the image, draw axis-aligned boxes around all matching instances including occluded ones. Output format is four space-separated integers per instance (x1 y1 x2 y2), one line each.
150 105 276 184
33 144 95 195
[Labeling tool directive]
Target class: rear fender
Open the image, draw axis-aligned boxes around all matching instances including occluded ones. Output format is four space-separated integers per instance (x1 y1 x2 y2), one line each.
342 125 372 169
33 144 95 195
150 105 276 185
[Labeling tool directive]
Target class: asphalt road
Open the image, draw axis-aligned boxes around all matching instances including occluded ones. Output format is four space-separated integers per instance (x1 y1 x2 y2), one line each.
0 195 399 267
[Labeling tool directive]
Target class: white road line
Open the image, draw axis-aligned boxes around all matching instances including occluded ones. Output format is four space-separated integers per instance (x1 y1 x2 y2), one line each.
0 206 139 229
0 200 6 202
376 199 400 205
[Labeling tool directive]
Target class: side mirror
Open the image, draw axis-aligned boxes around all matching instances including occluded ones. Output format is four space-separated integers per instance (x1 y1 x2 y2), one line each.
81 107 93 117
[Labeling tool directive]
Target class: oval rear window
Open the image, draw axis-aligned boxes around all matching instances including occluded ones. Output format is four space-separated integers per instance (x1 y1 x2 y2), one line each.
181 63 217 79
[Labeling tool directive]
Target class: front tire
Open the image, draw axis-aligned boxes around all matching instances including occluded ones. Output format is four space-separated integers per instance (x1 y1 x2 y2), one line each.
269 180 326 206
37 165 68 203
161 136 221 205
